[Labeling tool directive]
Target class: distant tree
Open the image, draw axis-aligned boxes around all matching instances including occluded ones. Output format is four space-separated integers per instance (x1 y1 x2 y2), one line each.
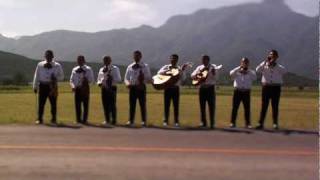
12 72 28 85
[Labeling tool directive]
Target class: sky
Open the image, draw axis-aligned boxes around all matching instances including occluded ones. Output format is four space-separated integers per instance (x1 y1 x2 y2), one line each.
0 0 318 38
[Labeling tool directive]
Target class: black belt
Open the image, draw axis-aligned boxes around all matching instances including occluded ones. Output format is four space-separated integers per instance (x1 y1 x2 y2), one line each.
200 85 215 88
262 83 281 87
235 88 250 92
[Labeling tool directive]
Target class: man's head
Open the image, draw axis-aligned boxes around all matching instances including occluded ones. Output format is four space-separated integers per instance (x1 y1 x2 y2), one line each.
133 50 142 63
44 50 54 62
240 57 250 69
170 54 179 66
201 55 210 66
77 55 86 66
103 56 112 66
268 49 279 61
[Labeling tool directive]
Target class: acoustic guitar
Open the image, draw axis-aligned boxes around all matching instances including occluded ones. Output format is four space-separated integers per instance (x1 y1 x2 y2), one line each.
152 63 192 90
192 64 222 86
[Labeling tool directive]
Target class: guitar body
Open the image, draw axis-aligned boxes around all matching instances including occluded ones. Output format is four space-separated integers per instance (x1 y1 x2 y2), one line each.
192 69 209 86
152 68 180 90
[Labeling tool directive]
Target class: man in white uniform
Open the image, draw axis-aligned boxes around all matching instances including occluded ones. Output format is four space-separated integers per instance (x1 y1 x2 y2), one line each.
191 55 221 129
256 50 286 130
124 50 151 127
229 57 256 128
33 50 64 124
97 56 122 125
70 55 94 124
157 54 187 127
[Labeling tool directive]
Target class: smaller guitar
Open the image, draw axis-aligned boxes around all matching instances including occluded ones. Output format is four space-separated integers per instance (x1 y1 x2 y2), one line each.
192 64 222 86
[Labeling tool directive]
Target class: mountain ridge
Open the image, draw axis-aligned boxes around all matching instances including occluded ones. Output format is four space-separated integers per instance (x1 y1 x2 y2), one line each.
0 0 317 79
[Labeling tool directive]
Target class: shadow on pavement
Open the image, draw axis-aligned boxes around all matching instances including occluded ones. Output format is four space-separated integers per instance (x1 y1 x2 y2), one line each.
83 123 114 129
258 129 319 136
44 123 82 129
147 125 253 134
115 124 143 129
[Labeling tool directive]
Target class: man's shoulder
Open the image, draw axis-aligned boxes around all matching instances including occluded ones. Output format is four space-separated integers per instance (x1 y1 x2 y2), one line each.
53 61 62 67
111 65 119 70
127 62 135 68
37 60 46 66
72 66 80 71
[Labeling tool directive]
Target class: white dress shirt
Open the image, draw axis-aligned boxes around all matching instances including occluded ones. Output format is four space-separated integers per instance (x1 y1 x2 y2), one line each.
256 61 286 85
33 60 64 90
124 62 152 86
230 66 256 90
70 65 94 89
97 65 122 87
191 64 222 86
157 64 186 86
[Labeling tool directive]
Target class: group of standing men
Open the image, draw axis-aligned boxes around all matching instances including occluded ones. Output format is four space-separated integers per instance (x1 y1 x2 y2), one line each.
32 49 286 130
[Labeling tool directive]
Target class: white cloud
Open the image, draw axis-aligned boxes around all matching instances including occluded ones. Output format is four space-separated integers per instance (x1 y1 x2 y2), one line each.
0 0 317 37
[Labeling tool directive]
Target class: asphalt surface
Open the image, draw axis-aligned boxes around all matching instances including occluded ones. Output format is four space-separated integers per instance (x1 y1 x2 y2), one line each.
0 124 318 180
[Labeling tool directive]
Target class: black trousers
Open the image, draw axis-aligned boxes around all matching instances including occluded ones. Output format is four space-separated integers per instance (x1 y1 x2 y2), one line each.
102 86 117 124
75 88 89 123
38 83 57 122
129 85 147 123
231 89 251 126
164 86 180 124
259 85 281 126
199 85 215 128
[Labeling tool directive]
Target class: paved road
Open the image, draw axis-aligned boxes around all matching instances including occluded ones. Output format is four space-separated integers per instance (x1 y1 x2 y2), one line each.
0 125 318 180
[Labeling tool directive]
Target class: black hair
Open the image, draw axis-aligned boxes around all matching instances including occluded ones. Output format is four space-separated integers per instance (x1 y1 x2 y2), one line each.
242 57 249 63
270 49 279 57
202 55 210 61
171 54 179 59
134 50 142 55
45 50 54 57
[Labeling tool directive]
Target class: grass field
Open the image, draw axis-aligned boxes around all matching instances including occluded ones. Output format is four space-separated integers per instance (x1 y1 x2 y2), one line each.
0 83 317 130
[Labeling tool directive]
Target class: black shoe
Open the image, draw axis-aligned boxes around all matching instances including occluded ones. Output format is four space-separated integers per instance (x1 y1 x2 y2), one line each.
210 125 215 129
255 125 264 130
229 123 236 128
273 124 279 130
141 121 147 127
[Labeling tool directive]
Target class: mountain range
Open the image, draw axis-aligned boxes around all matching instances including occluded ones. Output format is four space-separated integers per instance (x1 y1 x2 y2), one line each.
0 0 318 79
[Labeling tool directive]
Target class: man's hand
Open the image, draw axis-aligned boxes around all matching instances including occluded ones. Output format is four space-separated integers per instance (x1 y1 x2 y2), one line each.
33 89 37 94
181 64 188 71
72 88 76 92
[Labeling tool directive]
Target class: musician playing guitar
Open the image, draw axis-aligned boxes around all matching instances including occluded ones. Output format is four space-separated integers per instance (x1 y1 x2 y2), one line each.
70 55 94 125
191 55 222 129
33 50 64 125
97 56 122 125
124 50 152 127
157 54 188 127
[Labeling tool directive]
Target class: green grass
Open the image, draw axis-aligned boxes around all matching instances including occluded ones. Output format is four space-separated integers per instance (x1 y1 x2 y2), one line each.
0 83 317 130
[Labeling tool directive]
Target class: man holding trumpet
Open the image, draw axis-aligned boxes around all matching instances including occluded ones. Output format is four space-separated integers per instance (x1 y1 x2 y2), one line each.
256 50 286 130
